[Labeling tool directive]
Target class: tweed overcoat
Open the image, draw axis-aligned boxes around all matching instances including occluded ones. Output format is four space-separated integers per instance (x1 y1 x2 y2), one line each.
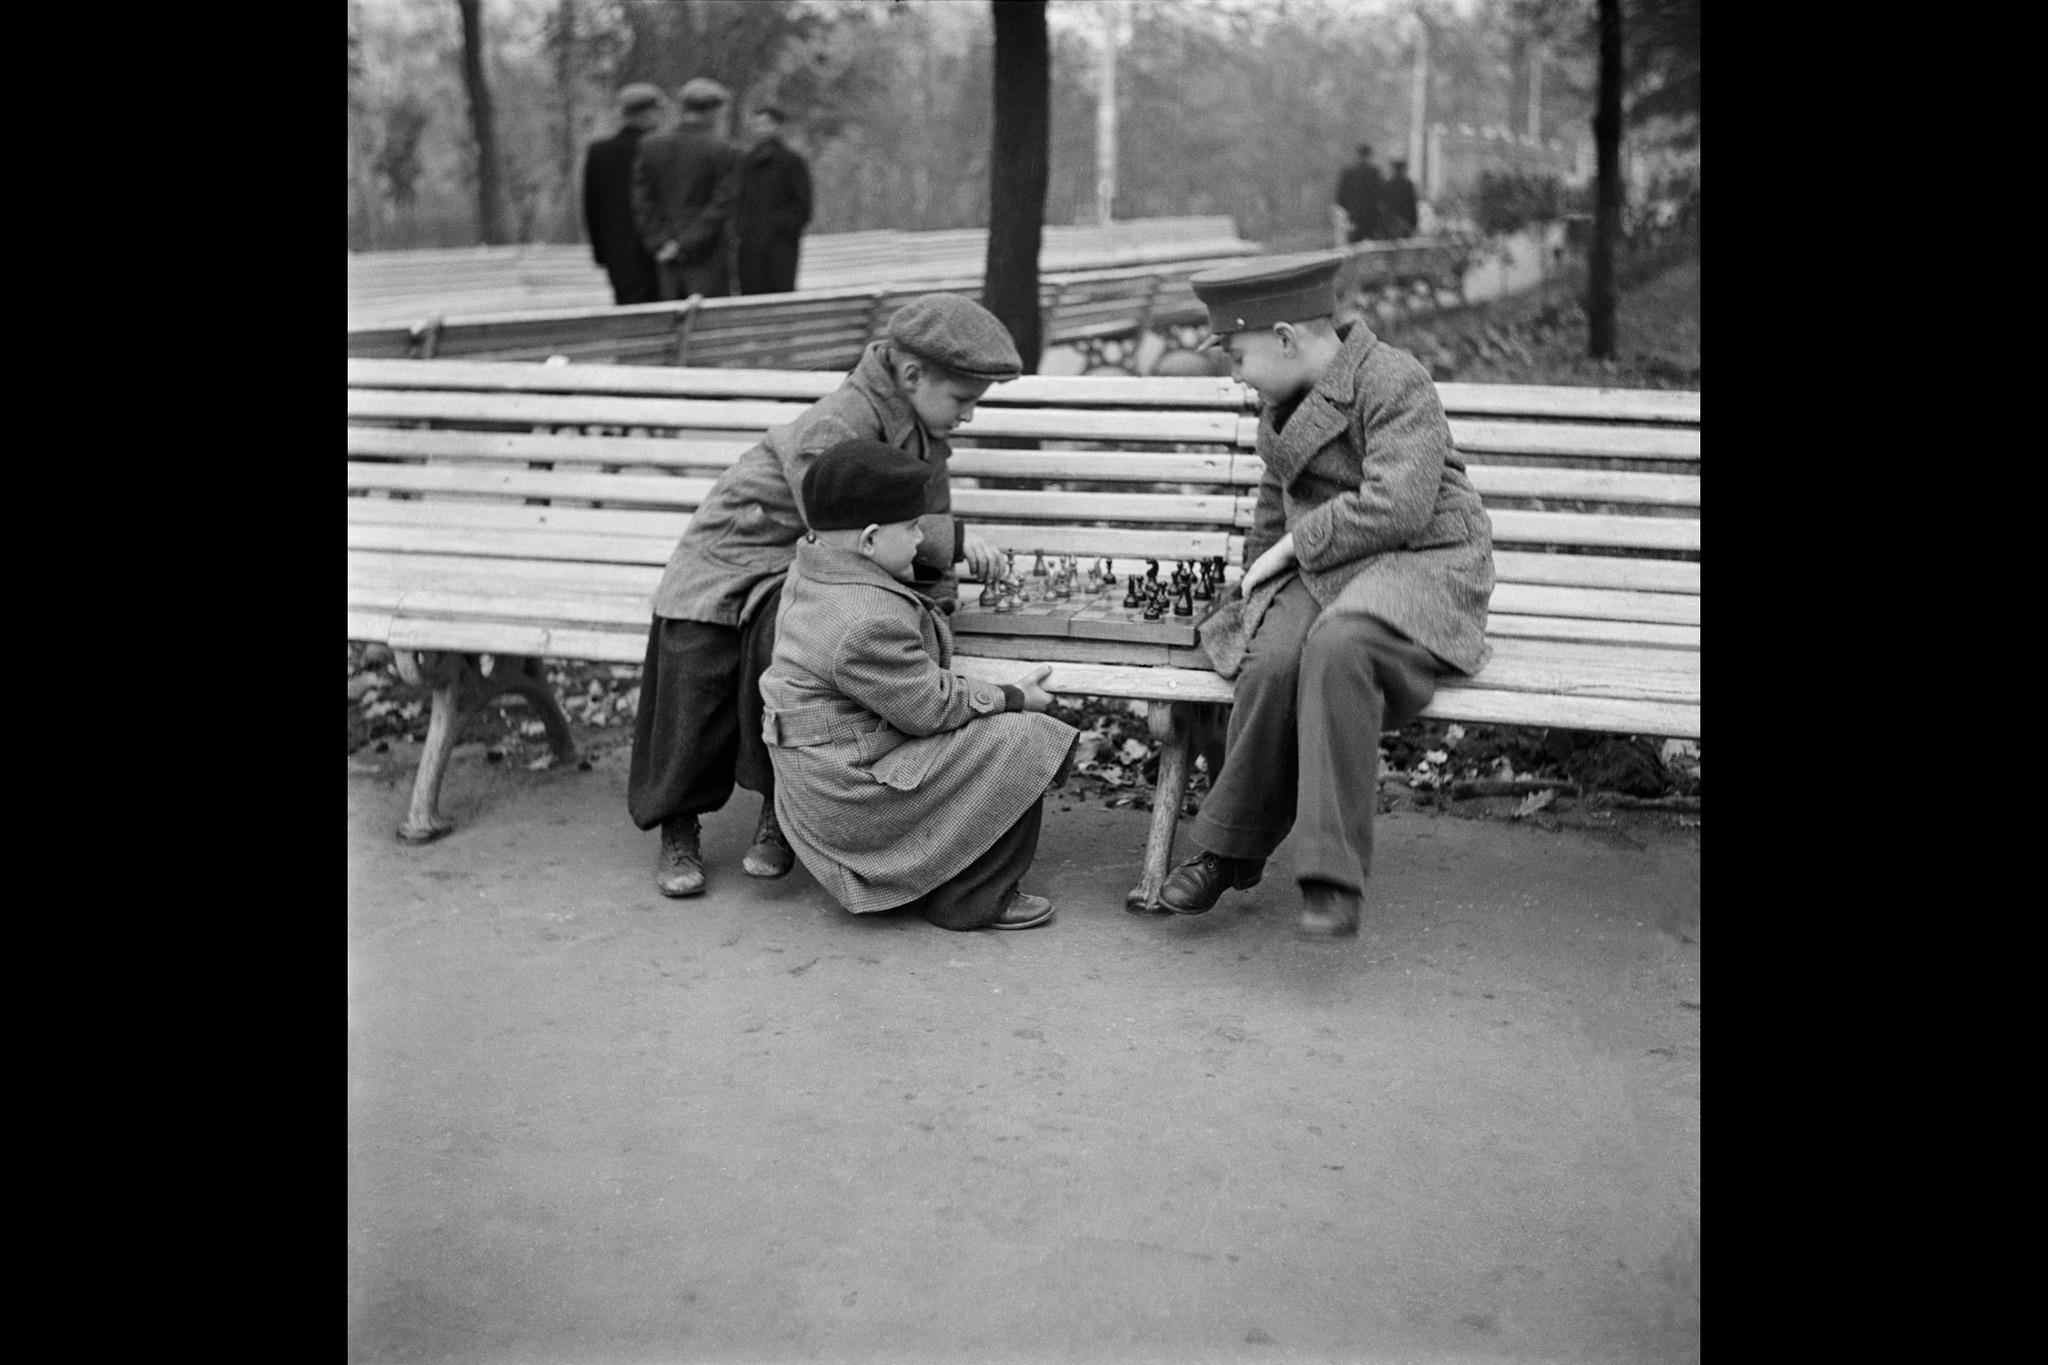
651 341 962 626
761 542 1077 913
1241 322 1495 675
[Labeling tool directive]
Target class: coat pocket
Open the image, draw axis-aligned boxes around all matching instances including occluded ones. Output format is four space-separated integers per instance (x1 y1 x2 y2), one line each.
851 721 908 767
867 735 940 791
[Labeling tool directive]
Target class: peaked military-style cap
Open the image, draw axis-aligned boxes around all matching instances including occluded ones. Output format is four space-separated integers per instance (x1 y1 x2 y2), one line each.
616 83 664 115
1190 252 1345 349
885 293 1024 382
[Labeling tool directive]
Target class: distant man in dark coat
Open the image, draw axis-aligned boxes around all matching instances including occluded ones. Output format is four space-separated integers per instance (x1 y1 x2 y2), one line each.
1335 143 1385 244
1383 157 1421 239
733 105 813 296
632 76 740 300
1165 254 1495 940
582 83 666 306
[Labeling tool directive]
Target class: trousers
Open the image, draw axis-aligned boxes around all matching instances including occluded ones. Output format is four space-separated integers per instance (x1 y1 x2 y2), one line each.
735 235 800 294
1189 575 1447 893
904 798 1045 931
625 584 782 831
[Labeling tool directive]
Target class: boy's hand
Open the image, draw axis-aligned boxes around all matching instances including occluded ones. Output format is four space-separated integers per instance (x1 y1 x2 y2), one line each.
960 530 1004 582
1017 665 1056 713
1240 534 1298 596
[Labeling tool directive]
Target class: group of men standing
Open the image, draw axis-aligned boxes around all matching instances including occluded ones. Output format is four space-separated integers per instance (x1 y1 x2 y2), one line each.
581 78 814 307
1334 143 1420 245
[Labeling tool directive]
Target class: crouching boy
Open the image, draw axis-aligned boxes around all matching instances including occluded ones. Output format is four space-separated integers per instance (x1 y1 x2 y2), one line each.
760 439 1078 931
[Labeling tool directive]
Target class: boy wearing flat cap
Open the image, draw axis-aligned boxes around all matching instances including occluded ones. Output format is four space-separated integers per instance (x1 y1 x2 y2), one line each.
627 294 1026 900
760 439 1077 931
1165 252 1495 939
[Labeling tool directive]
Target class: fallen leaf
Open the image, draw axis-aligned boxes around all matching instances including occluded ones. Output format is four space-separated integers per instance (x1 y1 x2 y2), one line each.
1513 788 1555 819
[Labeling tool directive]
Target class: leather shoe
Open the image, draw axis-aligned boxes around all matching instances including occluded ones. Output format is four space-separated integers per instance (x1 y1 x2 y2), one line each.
990 891 1056 930
1296 882 1362 939
742 800 794 879
1159 850 1265 916
655 816 706 898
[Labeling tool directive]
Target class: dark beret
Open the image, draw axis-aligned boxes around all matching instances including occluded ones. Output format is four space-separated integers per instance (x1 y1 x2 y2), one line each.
885 293 1023 382
802 439 933 532
1190 252 1344 348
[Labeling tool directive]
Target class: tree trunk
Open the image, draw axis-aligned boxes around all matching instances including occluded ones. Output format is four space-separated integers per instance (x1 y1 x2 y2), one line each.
1588 0 1623 358
985 0 1049 373
456 0 511 245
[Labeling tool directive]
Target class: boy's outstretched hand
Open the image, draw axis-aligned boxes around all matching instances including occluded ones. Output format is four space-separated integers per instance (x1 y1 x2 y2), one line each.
960 530 1005 583
1239 533 1298 596
1017 665 1057 712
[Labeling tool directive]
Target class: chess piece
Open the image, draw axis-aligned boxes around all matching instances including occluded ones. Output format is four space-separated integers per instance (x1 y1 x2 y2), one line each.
1174 580 1194 617
1084 561 1101 595
1142 596 1165 622
1145 558 1159 583
1193 567 1214 602
1031 550 1048 581
1123 576 1141 609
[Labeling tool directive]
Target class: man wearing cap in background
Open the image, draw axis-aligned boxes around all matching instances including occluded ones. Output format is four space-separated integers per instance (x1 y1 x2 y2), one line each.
1335 142 1385 245
759 438 1076 932
1383 158 1421 239
582 83 667 306
732 105 813 295
1163 252 1495 939
632 75 740 300
627 293 1025 901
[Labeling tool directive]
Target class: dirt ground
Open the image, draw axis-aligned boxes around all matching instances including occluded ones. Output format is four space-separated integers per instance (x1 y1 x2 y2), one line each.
348 735 1700 1365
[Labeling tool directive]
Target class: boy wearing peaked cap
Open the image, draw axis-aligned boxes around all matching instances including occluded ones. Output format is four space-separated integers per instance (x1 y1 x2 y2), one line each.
1162 252 1495 939
759 439 1078 931
626 294 1026 900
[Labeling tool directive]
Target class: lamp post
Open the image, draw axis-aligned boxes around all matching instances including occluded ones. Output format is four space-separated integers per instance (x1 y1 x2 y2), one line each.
1096 0 1119 226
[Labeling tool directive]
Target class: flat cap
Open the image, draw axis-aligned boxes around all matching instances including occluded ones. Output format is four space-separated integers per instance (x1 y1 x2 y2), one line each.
616 83 664 115
1190 252 1345 348
677 76 730 110
802 439 933 532
885 293 1023 382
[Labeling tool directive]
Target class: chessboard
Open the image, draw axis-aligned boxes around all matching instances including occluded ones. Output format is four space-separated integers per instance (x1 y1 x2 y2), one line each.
953 590 1201 646
952 554 1228 647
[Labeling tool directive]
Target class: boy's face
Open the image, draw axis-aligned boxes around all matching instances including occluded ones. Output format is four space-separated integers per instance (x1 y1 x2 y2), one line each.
862 516 925 581
1220 327 1314 404
904 367 990 437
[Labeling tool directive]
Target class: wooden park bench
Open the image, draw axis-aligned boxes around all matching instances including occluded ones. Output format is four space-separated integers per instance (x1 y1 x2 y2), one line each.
346 252 1259 375
348 358 1699 910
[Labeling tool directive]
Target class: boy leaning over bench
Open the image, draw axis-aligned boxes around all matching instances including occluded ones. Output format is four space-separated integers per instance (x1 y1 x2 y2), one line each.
1167 253 1496 939
760 440 1078 932
626 294 1022 898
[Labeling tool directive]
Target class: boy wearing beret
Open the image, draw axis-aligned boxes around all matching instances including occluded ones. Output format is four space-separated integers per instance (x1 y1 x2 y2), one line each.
627 294 1025 899
760 439 1078 931
1166 252 1495 938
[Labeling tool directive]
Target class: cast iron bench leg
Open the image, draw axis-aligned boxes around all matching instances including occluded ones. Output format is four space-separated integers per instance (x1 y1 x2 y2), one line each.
394 649 472 844
1126 701 1196 913
392 651 579 844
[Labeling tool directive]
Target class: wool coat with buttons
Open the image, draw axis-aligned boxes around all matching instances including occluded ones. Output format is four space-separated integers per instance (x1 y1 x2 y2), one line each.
1241 321 1495 675
650 341 962 627
760 541 1077 914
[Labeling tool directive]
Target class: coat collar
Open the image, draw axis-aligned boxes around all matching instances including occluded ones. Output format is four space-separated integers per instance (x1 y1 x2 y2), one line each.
846 342 930 458
794 539 935 611
1260 321 1380 484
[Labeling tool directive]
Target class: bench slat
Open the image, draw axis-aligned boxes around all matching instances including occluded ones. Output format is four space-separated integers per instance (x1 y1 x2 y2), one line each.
349 462 1242 526
1434 383 1700 425
348 390 1246 445
353 616 1698 736
1494 550 1698 594
1486 509 1699 553
349 426 1242 484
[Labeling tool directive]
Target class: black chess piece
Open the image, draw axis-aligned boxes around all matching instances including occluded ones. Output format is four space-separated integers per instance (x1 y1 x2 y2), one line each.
1145 558 1159 582
1174 581 1194 617
1123 576 1141 608
1193 569 1214 602
1031 550 1048 580
1142 595 1165 622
